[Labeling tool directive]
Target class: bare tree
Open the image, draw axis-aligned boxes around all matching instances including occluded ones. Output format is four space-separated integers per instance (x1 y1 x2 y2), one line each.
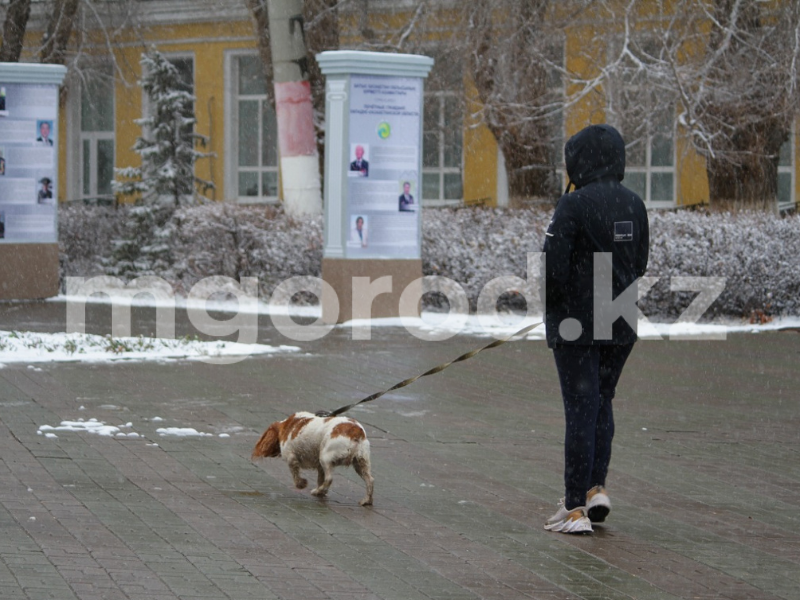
678 0 800 209
463 0 570 204
39 0 80 65
1 0 138 68
244 0 276 108
587 0 800 209
0 0 32 62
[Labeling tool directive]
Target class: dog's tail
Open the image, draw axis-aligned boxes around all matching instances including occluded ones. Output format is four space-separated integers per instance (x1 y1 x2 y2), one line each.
252 424 281 459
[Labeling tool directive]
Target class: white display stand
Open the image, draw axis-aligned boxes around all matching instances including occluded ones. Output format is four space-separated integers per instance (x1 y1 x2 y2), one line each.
316 51 433 323
0 62 67 299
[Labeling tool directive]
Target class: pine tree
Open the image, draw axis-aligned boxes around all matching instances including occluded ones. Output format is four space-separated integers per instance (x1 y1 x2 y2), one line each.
110 48 214 278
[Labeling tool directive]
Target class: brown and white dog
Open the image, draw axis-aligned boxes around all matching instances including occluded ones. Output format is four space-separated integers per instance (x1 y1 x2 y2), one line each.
252 412 374 506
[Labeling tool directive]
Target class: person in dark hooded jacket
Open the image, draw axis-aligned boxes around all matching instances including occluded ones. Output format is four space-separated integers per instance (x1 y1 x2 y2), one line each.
541 124 649 534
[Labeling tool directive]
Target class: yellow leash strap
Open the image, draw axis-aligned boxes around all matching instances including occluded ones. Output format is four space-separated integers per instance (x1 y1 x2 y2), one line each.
316 321 542 418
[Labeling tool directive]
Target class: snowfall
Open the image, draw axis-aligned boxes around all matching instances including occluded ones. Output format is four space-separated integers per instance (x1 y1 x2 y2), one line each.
7 293 798 446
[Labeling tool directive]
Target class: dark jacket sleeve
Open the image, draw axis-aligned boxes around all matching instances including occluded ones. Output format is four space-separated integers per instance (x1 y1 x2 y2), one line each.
635 210 650 278
543 196 579 284
541 196 580 311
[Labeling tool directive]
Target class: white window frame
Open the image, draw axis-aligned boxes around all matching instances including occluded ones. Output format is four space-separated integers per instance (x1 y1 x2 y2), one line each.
67 68 116 203
422 91 463 207
623 125 677 209
224 50 280 205
81 132 115 203
778 125 796 211
607 37 677 209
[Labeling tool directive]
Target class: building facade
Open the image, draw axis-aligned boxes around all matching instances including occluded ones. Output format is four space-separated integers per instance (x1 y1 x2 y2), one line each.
10 0 795 211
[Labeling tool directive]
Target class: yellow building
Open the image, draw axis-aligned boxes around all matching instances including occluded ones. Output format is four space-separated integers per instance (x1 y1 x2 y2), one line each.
12 0 796 211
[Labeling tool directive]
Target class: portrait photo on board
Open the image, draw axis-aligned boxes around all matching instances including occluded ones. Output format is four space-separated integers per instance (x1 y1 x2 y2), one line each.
350 215 368 248
398 180 416 212
36 120 54 146
349 143 369 177
37 176 53 204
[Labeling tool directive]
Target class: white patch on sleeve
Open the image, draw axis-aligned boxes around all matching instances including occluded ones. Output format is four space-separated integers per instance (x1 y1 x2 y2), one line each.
614 221 633 242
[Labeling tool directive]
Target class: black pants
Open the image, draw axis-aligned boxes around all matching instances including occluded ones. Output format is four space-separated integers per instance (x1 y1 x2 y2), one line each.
552 343 634 510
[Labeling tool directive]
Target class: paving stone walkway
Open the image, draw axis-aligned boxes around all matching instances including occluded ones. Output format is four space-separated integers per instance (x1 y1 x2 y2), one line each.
1 301 799 599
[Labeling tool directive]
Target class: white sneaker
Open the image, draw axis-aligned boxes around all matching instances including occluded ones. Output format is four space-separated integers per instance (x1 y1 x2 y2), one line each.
586 486 611 523
544 499 593 533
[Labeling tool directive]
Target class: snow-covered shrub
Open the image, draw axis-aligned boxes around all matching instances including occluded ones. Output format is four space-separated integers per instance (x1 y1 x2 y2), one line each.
58 203 125 281
106 199 177 278
641 210 800 318
59 203 800 319
422 207 549 311
168 203 323 297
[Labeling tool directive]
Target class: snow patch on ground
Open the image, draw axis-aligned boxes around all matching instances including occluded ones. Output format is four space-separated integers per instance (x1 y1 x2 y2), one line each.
0 330 300 364
342 312 800 340
38 418 132 438
37 417 238 441
156 427 213 437
49 292 321 318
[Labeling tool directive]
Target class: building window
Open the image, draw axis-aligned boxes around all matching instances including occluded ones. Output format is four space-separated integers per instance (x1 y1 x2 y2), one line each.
231 54 279 203
607 38 676 206
423 92 462 205
778 130 795 209
622 110 675 205
80 67 115 202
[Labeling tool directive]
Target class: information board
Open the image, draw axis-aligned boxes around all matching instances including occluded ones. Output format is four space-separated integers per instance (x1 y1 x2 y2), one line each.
345 75 422 259
0 82 58 243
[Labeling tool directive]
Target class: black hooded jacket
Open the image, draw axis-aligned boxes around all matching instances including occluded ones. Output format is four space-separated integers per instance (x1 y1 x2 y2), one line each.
541 124 649 347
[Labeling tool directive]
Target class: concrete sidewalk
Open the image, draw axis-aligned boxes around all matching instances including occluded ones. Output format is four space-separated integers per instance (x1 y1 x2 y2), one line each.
1 301 799 600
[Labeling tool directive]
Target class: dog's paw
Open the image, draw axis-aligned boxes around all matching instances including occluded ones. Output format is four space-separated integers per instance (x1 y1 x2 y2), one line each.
359 497 373 507
295 478 308 489
310 487 328 497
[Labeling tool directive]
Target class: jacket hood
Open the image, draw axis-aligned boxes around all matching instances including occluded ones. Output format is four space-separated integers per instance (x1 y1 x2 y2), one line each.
564 124 626 188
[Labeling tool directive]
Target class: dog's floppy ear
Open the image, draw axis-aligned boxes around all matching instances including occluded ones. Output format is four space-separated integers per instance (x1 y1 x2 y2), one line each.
252 422 281 459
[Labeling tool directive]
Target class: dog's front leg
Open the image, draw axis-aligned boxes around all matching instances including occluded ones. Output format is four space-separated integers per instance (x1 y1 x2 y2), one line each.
285 453 308 489
316 466 325 490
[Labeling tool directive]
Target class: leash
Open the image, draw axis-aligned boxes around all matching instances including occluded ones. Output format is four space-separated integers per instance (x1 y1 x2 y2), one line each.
316 321 542 418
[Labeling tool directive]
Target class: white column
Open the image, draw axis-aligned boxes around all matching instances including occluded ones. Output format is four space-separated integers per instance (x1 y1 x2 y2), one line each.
323 77 348 258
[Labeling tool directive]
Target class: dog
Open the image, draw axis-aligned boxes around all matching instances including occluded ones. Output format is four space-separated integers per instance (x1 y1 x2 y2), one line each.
252 412 374 506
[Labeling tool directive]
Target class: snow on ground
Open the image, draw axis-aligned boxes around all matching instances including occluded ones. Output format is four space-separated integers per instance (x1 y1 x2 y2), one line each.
38 418 138 439
156 427 213 437
24 294 800 445
2 294 796 370
343 311 800 341
46 293 800 342
0 329 300 365
48 291 321 318
36 417 232 441
52 292 800 337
